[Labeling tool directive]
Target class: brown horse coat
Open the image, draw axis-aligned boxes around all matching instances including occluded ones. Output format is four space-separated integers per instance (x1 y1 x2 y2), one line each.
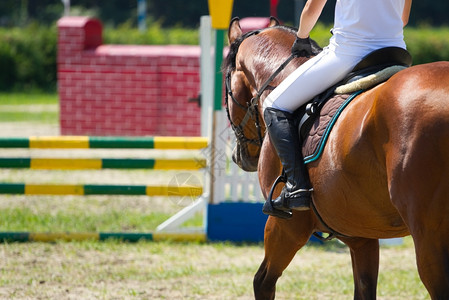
225 18 449 299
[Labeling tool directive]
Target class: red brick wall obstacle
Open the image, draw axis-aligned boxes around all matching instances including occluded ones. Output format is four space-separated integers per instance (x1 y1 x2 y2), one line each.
58 16 202 136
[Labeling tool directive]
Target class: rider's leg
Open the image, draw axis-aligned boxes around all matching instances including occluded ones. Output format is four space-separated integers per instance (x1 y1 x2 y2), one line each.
263 48 357 112
263 107 312 213
262 48 359 218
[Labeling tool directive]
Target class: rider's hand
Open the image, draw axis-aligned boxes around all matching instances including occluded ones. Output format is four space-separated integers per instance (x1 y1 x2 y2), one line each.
291 36 316 58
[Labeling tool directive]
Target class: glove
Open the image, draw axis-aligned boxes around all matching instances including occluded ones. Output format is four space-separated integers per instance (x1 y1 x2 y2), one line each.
291 36 316 58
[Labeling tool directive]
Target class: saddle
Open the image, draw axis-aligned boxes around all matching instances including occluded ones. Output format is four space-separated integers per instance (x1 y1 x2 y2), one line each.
298 47 412 163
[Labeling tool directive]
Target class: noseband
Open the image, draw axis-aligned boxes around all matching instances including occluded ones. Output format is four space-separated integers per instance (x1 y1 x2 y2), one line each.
224 29 295 149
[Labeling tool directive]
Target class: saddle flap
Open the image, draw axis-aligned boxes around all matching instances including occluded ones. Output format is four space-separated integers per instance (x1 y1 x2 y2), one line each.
301 92 361 164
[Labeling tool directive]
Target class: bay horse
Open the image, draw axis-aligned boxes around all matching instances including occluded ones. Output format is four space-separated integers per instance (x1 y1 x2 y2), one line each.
224 17 449 299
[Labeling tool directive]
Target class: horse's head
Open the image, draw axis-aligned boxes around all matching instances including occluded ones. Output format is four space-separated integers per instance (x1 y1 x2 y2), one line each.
224 17 317 172
223 17 278 172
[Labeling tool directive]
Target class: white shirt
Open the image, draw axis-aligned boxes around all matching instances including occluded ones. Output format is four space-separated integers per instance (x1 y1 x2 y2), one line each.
328 0 406 56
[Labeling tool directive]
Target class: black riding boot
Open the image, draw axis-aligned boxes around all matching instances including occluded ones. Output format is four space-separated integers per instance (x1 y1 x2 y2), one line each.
262 107 313 219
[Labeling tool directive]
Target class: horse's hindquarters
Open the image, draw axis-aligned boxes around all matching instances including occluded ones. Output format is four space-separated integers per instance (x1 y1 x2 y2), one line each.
377 62 449 298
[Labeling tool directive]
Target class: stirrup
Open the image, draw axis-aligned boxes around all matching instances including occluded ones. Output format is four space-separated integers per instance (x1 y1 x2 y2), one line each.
262 175 292 219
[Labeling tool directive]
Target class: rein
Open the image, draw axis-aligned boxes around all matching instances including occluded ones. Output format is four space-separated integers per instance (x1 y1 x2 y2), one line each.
224 29 296 148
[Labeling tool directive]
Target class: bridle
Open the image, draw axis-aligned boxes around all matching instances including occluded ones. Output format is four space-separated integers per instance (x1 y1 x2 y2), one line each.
225 71 264 148
224 30 264 148
224 29 295 149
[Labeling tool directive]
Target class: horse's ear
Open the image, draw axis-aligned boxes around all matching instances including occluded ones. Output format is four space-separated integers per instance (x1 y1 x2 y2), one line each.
268 16 280 27
228 17 242 45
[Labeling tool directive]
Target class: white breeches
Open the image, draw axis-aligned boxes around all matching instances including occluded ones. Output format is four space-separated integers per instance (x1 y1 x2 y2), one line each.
263 47 364 113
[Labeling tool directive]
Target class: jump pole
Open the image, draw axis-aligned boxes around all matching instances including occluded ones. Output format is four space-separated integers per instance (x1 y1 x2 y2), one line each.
0 157 206 170
0 183 202 197
0 136 208 149
0 231 206 243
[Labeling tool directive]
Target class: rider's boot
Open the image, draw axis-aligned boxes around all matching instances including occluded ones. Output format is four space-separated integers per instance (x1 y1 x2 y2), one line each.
262 107 313 219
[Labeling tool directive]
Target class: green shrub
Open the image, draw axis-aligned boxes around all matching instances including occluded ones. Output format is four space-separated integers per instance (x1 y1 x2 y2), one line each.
311 24 449 65
0 24 57 91
404 27 449 64
0 42 16 90
103 21 199 45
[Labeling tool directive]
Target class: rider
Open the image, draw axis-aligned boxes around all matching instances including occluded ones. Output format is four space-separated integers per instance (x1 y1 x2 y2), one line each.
263 0 412 217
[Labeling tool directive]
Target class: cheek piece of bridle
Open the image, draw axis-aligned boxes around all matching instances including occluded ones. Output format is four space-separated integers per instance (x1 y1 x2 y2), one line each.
224 31 296 149
224 72 264 148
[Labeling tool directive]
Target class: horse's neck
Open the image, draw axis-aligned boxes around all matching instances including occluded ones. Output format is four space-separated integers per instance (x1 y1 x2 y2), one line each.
255 55 306 103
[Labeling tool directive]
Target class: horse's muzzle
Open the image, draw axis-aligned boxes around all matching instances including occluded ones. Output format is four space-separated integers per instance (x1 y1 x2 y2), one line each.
232 143 259 172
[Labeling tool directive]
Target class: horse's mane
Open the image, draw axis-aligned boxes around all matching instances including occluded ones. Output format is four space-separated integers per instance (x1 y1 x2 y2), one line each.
222 25 298 74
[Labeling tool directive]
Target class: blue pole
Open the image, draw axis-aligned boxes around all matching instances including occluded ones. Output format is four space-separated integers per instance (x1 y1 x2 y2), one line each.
137 0 146 32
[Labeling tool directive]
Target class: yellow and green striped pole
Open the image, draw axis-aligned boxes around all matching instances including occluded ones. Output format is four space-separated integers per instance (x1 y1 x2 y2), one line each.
0 183 203 197
0 158 206 170
0 231 206 243
0 136 208 149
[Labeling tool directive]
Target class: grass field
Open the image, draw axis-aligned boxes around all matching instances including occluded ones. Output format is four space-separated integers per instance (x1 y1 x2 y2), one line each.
0 92 429 299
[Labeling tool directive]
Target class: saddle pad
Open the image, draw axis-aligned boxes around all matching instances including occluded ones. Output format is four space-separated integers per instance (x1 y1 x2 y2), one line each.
302 90 362 164
335 65 406 94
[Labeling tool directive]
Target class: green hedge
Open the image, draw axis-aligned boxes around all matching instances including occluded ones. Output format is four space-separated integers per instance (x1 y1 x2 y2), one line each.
0 24 57 91
0 24 448 91
311 24 449 65
103 22 199 46
405 27 449 64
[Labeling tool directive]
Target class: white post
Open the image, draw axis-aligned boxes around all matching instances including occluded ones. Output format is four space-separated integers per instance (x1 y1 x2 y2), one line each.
200 16 214 139
199 15 214 227
61 0 70 16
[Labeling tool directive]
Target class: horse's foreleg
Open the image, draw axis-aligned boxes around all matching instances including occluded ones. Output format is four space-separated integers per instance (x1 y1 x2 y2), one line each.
340 237 379 300
254 213 314 300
